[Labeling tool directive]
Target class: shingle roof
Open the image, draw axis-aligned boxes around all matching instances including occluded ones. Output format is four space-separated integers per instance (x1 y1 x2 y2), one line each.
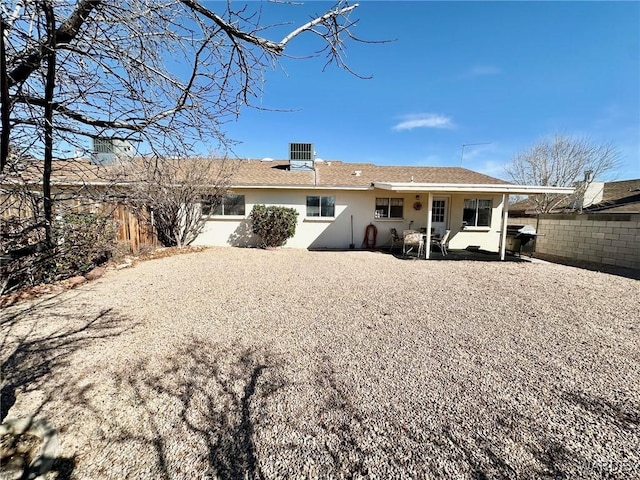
231 159 510 187
600 179 640 204
2 157 106 185
509 178 640 214
586 179 640 213
3 157 511 189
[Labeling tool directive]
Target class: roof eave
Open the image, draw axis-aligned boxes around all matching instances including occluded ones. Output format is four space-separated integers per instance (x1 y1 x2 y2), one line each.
230 184 372 191
372 182 575 195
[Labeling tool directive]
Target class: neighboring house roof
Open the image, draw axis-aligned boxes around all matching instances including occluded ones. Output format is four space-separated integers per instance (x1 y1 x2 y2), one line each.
584 179 640 213
508 197 558 214
509 178 640 214
2 157 106 185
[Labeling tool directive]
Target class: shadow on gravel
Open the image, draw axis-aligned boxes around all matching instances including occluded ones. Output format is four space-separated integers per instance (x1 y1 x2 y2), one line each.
102 339 286 480
27 334 638 479
1 295 134 421
564 390 640 432
1 294 136 477
382 247 529 263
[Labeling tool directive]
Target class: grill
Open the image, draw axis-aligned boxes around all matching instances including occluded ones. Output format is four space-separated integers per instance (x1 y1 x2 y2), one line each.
505 224 537 256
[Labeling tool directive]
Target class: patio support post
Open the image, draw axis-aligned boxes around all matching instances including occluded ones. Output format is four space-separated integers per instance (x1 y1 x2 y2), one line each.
500 193 510 261
425 192 433 259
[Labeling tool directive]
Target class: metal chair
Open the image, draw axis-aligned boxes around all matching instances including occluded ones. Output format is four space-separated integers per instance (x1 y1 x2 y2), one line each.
432 229 451 256
389 228 402 252
403 231 424 258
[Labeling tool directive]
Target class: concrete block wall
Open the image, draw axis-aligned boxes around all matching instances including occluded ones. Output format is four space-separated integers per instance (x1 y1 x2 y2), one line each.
510 214 640 270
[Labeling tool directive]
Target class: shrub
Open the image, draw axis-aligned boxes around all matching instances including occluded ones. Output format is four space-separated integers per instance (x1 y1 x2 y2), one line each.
249 205 298 248
51 213 118 277
0 212 118 294
1 216 47 293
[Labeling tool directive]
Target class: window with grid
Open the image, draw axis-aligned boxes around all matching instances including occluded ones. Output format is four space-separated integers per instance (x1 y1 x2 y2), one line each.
375 198 403 219
432 200 445 223
463 199 492 227
202 194 245 216
306 196 335 217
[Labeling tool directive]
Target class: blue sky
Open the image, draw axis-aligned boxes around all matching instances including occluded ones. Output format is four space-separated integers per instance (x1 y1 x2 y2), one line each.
222 1 640 181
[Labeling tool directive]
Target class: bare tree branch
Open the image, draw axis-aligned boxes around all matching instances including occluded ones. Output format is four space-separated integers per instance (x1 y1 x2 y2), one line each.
7 0 100 88
505 133 620 214
2 0 370 289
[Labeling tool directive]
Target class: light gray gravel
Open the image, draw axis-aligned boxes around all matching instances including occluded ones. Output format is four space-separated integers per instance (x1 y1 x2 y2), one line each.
1 248 639 479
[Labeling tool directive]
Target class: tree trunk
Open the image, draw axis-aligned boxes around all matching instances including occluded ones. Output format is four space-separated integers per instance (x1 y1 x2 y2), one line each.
0 18 10 173
43 3 56 248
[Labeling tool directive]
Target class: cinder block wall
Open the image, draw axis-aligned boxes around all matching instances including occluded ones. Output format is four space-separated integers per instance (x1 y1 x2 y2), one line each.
510 214 640 270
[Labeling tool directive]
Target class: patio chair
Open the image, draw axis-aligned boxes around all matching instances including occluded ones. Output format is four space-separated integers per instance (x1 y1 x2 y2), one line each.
432 229 451 256
403 231 424 258
389 228 402 252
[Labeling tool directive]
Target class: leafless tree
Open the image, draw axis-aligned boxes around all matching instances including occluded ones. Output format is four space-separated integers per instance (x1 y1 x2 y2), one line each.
505 133 620 213
2 0 365 165
0 0 368 290
120 156 235 247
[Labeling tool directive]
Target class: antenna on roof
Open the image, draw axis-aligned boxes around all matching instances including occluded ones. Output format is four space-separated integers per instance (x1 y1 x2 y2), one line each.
460 142 491 166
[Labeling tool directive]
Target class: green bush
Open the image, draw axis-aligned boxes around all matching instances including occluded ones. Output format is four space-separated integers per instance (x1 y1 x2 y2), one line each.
249 205 298 248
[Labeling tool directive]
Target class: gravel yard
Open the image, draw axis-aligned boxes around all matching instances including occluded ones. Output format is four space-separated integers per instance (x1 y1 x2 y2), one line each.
1 248 639 479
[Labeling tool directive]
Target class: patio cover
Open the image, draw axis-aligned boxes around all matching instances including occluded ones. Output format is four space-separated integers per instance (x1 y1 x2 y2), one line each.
372 182 575 260
372 182 575 195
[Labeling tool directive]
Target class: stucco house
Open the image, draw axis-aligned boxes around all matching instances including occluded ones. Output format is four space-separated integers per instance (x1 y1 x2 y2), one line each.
2 149 574 259
193 155 573 259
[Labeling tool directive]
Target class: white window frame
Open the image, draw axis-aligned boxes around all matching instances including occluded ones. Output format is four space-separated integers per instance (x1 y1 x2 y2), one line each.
432 199 446 223
463 198 492 228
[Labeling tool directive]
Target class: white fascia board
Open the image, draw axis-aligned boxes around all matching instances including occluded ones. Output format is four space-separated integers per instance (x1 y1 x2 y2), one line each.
230 184 371 191
372 182 575 195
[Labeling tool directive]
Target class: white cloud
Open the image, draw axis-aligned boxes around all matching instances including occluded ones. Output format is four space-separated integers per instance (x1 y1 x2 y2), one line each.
393 113 454 131
474 160 509 179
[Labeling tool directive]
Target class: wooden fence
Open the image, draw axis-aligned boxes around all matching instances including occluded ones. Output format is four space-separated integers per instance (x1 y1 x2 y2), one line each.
111 204 158 253
1 192 158 254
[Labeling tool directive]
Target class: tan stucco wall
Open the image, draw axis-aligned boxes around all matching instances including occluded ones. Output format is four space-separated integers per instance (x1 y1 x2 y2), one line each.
194 189 506 251
447 194 505 252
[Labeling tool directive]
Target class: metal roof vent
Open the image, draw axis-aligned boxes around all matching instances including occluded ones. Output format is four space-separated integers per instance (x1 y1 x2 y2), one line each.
354 170 362 176
289 142 314 171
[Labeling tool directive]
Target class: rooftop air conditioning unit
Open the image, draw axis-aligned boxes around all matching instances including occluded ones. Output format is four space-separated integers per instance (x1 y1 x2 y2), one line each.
91 137 134 165
289 142 314 171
